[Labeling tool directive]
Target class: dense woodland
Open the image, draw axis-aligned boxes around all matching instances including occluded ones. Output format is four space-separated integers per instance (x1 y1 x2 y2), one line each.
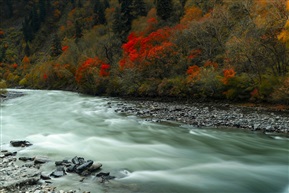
0 0 288 103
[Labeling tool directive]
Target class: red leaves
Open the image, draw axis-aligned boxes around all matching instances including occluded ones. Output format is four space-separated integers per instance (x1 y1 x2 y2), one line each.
188 49 201 59
43 73 48 80
12 63 18 69
120 27 175 70
62 46 69 52
187 65 200 80
76 57 110 83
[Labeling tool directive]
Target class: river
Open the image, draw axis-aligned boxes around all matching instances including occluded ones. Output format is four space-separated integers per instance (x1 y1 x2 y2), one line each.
1 89 288 193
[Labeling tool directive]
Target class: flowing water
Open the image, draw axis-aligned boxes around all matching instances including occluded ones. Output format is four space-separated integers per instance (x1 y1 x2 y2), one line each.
1 89 288 193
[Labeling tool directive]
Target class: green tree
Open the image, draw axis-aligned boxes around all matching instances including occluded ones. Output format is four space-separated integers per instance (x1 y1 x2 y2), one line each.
75 20 83 39
93 0 106 25
131 0 147 18
155 0 173 21
113 1 134 42
39 0 47 22
51 34 62 57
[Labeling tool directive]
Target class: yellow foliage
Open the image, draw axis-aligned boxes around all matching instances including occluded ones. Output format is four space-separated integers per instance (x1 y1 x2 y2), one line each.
180 6 202 25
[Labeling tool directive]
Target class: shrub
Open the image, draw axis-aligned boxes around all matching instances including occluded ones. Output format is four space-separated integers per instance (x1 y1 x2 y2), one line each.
0 80 7 95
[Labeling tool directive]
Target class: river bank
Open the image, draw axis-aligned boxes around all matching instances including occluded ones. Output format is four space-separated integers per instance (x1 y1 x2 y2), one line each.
114 98 289 134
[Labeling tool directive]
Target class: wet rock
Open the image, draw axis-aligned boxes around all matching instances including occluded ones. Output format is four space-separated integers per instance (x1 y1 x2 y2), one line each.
34 156 50 164
19 156 34 162
10 140 32 147
96 172 115 183
50 166 66 178
88 163 102 172
76 160 93 174
55 159 71 166
66 164 77 173
40 173 51 180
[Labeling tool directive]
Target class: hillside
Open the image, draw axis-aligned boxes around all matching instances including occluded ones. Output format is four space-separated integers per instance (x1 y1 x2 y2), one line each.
0 0 288 103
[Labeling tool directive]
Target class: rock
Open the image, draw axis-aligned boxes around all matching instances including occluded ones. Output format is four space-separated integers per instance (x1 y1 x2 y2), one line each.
40 173 51 180
76 160 93 173
66 164 76 173
88 163 102 172
96 172 115 183
19 157 34 162
34 156 50 164
50 166 66 178
4 151 17 157
10 140 32 147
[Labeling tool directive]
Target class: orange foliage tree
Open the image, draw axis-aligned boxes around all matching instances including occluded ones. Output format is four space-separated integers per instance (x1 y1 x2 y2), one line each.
222 68 236 85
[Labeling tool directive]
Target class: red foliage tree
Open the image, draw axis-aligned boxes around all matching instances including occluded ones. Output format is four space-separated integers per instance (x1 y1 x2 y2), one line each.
76 57 110 83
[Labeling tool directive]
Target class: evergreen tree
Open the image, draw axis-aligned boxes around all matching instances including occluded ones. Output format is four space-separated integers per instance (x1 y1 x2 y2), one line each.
4 0 13 18
71 0 76 8
22 17 34 42
156 0 173 21
51 34 62 57
31 5 40 33
24 43 31 56
115 0 133 42
131 0 147 18
93 0 106 25
75 20 83 39
39 0 46 22
77 0 83 8
103 0 110 9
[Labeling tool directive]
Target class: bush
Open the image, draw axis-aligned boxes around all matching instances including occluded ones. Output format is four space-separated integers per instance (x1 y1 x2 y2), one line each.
0 80 7 95
271 77 289 104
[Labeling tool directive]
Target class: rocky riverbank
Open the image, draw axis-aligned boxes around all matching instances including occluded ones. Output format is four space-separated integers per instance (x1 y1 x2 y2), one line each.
114 98 289 134
0 141 115 193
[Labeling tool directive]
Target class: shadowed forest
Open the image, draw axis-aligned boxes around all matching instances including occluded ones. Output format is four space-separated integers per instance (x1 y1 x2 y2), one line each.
0 0 288 103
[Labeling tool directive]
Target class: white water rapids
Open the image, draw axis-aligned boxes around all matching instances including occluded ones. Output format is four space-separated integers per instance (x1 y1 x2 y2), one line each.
1 89 288 193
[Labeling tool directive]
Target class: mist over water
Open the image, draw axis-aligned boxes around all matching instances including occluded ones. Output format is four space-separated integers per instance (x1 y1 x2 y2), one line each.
1 89 288 193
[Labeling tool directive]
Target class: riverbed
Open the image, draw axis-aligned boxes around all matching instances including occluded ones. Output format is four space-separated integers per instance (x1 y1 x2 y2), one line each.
1 89 288 193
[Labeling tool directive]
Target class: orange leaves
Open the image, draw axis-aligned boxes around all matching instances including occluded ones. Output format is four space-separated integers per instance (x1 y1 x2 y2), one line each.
22 56 30 64
181 6 203 25
187 65 200 80
204 61 218 69
222 68 236 85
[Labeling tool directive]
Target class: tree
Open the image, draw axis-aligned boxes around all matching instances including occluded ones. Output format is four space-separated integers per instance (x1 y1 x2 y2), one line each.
22 17 34 42
51 34 62 57
4 0 13 18
112 1 134 42
75 20 83 39
103 0 110 9
39 0 47 22
30 5 40 33
155 0 173 21
131 0 147 18
93 0 106 25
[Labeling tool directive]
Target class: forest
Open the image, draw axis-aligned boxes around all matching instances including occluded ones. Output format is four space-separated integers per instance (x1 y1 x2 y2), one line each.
0 0 288 103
